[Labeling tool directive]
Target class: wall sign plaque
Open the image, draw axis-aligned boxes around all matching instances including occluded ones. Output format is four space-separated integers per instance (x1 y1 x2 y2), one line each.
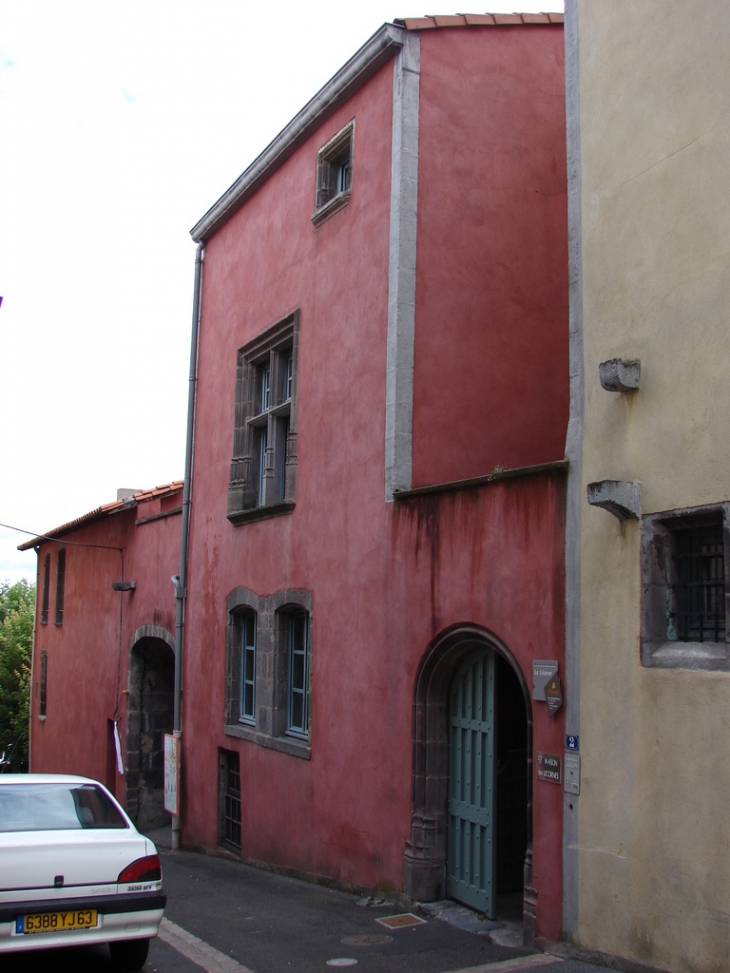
545 673 563 715
564 752 580 795
536 751 561 784
532 659 558 700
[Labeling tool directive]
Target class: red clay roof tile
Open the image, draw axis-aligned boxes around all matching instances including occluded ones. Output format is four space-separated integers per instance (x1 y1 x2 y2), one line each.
433 15 467 27
493 13 524 24
402 12 564 30
403 16 437 29
463 14 497 25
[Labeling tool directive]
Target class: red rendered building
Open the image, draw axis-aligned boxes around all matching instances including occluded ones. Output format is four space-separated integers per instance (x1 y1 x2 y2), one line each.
179 14 568 940
21 483 183 831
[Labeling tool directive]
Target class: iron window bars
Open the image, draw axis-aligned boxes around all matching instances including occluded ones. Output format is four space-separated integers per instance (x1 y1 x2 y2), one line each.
671 522 726 642
222 750 241 849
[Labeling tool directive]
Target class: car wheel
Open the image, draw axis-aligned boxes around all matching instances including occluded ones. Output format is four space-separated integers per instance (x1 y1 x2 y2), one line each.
109 937 151 970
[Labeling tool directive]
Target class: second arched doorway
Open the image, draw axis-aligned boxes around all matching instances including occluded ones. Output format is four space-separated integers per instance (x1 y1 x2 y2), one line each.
125 627 175 831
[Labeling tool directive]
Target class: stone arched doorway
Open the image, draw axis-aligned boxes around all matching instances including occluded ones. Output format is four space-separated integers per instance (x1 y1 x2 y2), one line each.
403 624 535 941
125 626 175 831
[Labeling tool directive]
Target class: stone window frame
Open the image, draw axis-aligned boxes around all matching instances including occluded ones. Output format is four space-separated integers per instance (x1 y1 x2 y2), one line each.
641 502 730 670
311 120 355 227
225 587 312 759
228 311 299 526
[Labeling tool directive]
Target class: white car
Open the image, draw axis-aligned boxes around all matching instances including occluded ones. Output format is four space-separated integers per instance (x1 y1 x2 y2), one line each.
0 774 166 970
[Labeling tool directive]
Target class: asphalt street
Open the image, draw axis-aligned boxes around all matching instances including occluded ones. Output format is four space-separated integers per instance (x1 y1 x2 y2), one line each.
3 845 614 973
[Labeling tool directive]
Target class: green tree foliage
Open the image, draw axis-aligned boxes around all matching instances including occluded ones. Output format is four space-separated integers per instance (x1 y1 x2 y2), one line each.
0 580 35 772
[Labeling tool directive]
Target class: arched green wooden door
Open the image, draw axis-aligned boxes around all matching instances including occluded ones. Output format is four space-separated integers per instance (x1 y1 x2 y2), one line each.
447 648 496 916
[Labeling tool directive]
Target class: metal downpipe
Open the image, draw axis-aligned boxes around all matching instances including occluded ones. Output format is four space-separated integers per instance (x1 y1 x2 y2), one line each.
172 241 205 851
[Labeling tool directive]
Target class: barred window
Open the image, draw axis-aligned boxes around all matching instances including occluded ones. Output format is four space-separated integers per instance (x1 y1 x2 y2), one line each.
672 522 725 642
219 749 241 850
641 505 729 670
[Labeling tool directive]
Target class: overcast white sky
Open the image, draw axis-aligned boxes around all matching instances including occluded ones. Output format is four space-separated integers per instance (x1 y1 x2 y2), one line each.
0 0 563 586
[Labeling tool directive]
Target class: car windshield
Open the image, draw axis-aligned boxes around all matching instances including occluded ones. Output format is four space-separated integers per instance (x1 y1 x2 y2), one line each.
0 783 128 832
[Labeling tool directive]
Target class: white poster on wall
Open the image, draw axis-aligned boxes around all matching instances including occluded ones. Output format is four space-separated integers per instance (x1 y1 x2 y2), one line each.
164 733 180 816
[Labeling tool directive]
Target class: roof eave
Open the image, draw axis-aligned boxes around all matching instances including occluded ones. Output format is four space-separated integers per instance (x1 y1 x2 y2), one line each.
16 504 131 551
190 22 406 243
17 481 184 551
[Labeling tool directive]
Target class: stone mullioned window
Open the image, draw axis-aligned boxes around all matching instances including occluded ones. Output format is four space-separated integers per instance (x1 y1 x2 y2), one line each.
228 312 299 525
225 587 312 759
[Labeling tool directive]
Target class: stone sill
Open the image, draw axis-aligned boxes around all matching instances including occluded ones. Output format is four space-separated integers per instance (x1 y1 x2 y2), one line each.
311 190 351 228
641 640 730 672
224 723 310 760
227 501 295 527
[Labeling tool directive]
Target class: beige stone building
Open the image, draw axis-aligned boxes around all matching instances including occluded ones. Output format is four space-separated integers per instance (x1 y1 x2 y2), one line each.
563 2 730 971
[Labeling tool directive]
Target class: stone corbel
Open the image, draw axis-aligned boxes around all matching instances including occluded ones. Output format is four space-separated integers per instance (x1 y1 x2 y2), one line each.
599 358 641 392
587 480 641 521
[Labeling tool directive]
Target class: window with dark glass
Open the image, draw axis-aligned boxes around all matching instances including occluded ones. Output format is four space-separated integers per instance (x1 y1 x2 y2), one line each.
240 613 256 724
41 553 50 624
313 121 354 226
39 651 48 717
54 548 66 625
228 312 299 524
287 611 309 739
225 588 312 756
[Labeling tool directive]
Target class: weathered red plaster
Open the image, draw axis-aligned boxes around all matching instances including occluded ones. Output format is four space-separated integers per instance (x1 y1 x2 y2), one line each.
411 26 568 487
29 494 181 805
181 24 567 941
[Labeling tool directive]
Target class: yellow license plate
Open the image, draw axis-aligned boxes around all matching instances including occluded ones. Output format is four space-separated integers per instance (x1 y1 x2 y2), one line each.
18 909 98 935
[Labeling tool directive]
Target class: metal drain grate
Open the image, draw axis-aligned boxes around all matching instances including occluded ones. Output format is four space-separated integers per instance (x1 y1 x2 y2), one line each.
375 913 426 929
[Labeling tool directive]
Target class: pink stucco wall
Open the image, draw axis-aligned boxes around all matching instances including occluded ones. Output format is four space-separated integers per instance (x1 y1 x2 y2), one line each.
412 25 568 486
182 26 567 941
30 495 181 804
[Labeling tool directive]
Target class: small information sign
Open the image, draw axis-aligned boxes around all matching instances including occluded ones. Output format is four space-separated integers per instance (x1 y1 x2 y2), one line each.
564 752 580 795
536 751 561 784
545 674 563 716
565 735 579 751
532 660 558 701
164 732 180 816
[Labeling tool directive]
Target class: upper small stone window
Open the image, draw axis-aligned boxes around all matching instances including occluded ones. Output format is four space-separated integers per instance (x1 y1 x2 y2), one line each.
312 121 354 227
